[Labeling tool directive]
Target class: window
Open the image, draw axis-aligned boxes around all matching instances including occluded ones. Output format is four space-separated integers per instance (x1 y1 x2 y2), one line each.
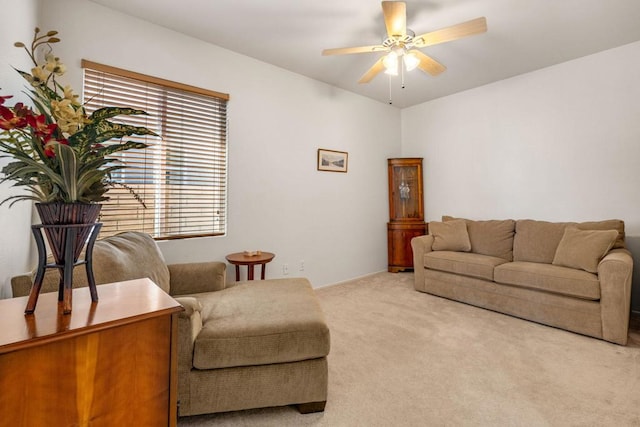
82 60 228 240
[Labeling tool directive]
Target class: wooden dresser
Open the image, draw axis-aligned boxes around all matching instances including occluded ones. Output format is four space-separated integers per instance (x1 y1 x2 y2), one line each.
0 279 183 427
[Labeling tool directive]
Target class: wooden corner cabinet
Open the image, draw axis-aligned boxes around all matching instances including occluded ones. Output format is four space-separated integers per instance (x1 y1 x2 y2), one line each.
0 279 183 426
387 158 427 272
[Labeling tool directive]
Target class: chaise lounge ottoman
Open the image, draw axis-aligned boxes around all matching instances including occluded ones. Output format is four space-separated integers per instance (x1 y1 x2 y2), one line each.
177 278 330 416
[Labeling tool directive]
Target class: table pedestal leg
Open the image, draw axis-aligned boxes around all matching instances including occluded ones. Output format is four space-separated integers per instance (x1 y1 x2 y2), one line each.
248 265 255 280
261 264 266 280
235 265 240 281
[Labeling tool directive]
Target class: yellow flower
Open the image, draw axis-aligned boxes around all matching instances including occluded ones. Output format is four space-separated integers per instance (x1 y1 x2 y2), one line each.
30 66 50 86
44 53 66 76
63 85 81 106
50 99 84 134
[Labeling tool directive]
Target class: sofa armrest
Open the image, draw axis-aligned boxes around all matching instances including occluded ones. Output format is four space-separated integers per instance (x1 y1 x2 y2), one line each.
173 296 203 414
598 248 633 345
11 274 33 298
411 234 433 292
167 261 226 296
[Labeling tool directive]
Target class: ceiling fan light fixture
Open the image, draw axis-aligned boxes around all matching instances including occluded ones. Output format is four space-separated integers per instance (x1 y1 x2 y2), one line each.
403 52 420 71
383 51 398 75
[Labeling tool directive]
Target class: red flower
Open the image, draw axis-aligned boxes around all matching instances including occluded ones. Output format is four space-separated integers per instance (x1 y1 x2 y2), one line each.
0 94 13 105
26 114 58 138
42 136 69 158
0 104 28 130
12 102 30 117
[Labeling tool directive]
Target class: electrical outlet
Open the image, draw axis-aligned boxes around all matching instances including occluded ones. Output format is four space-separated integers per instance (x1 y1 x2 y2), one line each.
282 264 289 275
299 260 304 271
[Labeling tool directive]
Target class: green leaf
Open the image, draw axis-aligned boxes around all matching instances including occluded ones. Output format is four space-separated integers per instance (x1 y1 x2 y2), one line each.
96 140 148 157
89 107 148 122
76 168 109 196
56 144 79 201
69 120 157 148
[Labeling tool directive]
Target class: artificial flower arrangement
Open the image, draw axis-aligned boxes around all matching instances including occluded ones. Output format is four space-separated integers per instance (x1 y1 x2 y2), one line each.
0 28 155 206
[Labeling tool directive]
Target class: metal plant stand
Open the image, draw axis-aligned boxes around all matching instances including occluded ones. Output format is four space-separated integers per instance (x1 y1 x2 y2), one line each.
25 222 102 315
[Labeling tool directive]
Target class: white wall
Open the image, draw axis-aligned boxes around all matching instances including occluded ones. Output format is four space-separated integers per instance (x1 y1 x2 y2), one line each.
401 41 640 312
0 0 39 297
6 0 638 309
6 0 399 292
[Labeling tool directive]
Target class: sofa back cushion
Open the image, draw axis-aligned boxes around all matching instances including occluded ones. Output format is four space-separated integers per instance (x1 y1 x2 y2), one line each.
513 219 625 264
576 219 625 249
443 216 515 261
513 220 573 264
92 232 171 293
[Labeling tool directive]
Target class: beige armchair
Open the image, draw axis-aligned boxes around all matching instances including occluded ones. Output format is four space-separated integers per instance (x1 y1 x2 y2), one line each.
12 232 330 416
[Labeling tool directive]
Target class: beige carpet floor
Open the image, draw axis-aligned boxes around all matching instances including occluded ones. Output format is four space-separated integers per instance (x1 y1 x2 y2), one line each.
179 272 640 426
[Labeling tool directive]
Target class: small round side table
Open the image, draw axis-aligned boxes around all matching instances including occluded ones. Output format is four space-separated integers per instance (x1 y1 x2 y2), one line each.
225 252 275 281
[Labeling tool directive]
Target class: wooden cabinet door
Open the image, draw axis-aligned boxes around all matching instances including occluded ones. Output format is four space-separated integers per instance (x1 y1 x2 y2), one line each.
387 158 424 222
387 222 427 272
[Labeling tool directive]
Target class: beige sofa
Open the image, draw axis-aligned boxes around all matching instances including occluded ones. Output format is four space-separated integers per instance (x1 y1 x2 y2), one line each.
411 217 633 345
12 232 330 416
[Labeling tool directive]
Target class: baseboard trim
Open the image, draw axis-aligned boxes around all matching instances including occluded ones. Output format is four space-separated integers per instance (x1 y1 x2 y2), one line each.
314 270 389 290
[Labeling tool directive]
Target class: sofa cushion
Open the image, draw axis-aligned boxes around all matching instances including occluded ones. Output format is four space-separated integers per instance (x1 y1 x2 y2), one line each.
513 220 573 264
443 216 515 261
552 227 618 273
425 251 509 281
193 278 330 370
430 220 471 252
494 261 600 300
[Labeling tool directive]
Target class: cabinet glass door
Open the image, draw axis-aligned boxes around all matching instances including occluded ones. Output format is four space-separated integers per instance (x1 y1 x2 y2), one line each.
391 165 421 220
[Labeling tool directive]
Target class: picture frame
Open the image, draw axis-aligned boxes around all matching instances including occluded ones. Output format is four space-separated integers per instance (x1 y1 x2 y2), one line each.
317 149 348 173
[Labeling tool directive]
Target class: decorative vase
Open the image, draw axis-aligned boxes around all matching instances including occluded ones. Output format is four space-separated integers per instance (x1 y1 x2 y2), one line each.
25 203 102 315
35 202 102 263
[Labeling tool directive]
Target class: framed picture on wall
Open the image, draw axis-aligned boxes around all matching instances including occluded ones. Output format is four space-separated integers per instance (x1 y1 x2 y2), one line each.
317 149 348 173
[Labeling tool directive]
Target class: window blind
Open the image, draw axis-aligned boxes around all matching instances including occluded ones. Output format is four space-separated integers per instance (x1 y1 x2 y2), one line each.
81 60 228 240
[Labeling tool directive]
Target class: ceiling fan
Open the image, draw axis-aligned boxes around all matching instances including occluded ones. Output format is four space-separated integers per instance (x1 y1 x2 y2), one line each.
322 1 487 84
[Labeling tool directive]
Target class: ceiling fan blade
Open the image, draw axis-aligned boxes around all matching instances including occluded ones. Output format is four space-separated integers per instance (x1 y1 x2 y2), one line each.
413 17 487 48
358 58 386 84
382 1 406 38
322 45 386 56
409 50 446 76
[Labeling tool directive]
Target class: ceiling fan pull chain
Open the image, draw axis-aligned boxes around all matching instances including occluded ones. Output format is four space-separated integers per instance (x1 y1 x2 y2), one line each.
401 62 406 89
388 75 393 105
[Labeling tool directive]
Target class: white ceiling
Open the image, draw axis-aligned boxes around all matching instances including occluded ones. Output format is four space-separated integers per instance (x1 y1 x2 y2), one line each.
87 0 640 108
